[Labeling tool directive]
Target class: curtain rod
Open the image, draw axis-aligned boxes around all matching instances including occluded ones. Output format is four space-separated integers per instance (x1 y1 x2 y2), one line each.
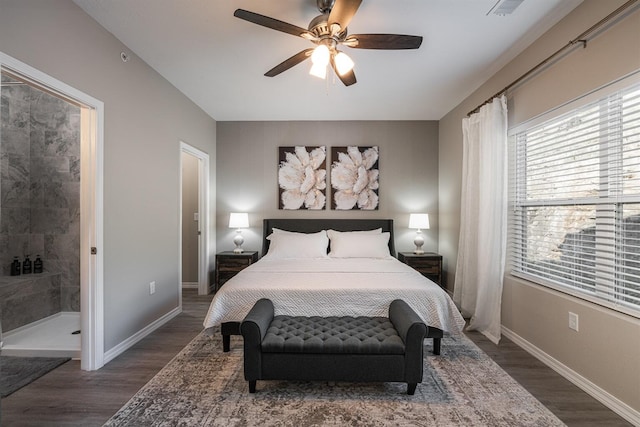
466 0 639 117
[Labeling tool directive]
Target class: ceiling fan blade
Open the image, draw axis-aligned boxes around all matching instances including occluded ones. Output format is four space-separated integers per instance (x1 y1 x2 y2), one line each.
338 69 357 86
234 9 312 38
265 49 314 77
328 0 362 31
330 56 357 86
346 34 423 49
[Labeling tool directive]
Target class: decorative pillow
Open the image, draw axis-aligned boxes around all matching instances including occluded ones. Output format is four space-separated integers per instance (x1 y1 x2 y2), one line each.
328 232 391 258
265 230 329 259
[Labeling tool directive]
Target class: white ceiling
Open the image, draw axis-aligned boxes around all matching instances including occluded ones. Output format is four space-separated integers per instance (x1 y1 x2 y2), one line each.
72 0 583 121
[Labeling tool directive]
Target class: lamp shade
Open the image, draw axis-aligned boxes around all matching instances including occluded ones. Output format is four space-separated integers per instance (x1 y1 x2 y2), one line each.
228 212 249 229
334 51 354 76
311 44 330 66
409 213 430 230
309 62 327 79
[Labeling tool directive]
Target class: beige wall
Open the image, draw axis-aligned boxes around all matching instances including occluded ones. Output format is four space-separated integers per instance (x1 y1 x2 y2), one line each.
216 121 439 257
0 0 217 352
439 0 640 416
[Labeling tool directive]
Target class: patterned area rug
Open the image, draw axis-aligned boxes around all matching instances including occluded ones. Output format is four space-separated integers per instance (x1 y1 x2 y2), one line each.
105 330 565 426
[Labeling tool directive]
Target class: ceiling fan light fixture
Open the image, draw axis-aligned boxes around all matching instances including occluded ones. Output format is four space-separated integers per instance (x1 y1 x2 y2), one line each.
311 44 330 66
234 0 423 87
334 51 354 76
310 44 330 79
309 62 328 79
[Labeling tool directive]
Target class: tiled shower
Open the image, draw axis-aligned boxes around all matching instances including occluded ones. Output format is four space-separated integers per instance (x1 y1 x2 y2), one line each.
0 73 81 354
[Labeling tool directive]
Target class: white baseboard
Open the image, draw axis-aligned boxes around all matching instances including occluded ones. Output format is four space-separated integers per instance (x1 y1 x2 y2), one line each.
103 306 182 365
502 326 640 426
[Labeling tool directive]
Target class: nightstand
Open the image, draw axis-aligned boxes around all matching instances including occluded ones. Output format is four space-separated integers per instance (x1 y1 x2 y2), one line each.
215 251 258 292
398 252 443 288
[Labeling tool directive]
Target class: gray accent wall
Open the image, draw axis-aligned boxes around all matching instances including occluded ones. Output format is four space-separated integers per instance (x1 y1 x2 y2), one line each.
0 0 217 353
217 121 438 258
439 0 640 416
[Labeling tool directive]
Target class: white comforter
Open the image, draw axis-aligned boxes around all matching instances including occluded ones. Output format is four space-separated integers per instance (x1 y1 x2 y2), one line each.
203 256 465 334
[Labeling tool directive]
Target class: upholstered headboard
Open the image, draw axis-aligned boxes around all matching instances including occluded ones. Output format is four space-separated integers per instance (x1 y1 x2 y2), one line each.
262 218 395 257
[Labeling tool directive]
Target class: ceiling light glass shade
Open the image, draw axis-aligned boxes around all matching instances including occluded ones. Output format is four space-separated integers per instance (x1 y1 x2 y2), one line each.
334 51 354 76
309 62 327 79
311 44 330 66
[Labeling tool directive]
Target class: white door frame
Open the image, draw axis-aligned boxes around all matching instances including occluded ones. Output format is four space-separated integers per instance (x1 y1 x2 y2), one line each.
1 52 105 370
179 142 210 295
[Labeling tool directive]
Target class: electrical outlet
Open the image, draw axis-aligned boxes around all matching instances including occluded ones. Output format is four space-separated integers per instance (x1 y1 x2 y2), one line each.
149 281 156 295
568 312 579 331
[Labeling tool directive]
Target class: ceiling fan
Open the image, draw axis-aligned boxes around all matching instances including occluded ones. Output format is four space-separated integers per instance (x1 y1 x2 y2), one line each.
234 0 423 86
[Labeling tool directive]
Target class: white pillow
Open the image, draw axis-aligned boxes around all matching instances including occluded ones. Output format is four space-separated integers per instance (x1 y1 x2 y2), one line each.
270 227 324 235
328 232 391 258
265 230 329 259
326 228 382 241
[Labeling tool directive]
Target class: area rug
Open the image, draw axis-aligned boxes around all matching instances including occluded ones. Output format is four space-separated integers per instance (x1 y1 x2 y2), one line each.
105 330 565 426
0 355 70 397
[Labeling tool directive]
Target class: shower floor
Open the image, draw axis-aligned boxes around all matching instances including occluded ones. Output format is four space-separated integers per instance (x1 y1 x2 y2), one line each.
2 312 81 359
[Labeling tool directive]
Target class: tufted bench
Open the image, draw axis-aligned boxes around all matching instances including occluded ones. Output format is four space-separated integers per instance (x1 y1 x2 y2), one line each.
240 298 427 395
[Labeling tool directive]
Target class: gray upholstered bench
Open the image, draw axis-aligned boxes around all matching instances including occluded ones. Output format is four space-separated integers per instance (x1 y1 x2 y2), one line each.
240 298 427 395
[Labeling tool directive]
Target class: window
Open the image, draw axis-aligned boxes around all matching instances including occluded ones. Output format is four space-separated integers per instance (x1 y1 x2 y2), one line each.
510 81 640 316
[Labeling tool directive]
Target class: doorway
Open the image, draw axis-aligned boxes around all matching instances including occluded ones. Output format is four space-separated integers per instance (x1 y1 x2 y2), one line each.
180 142 210 296
0 52 104 371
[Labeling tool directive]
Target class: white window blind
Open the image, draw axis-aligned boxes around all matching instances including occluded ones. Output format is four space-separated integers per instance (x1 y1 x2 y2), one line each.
510 81 640 316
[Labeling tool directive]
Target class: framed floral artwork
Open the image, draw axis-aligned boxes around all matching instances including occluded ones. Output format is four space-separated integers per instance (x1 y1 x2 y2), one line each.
331 146 379 210
278 146 327 210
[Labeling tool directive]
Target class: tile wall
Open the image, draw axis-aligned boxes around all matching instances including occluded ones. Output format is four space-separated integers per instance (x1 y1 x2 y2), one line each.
0 74 80 314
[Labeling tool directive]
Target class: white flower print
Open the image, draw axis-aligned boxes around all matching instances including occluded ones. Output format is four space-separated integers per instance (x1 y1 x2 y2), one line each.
278 146 326 210
331 146 379 210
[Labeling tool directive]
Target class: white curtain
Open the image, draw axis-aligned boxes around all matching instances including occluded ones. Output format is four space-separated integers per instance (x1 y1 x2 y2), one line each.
454 95 508 344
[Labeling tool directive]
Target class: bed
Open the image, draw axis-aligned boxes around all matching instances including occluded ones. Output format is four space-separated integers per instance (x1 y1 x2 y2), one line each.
203 218 465 352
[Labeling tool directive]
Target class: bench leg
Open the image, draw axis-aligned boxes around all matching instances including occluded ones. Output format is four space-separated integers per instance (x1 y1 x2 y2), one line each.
433 337 441 355
221 321 240 352
249 381 256 393
407 383 417 395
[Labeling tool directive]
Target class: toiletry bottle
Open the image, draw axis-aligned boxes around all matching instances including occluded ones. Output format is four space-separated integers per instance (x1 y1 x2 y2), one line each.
22 255 32 274
34 255 43 274
10 256 21 276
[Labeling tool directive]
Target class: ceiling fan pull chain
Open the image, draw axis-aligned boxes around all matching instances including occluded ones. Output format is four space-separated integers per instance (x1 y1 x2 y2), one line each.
325 71 331 95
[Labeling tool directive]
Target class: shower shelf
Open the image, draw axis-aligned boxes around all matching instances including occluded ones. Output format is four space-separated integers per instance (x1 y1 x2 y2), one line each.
0 271 63 332
0 271 61 287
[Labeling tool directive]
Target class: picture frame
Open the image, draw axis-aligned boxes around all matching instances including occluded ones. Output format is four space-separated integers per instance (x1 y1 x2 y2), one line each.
278 146 327 210
330 146 379 210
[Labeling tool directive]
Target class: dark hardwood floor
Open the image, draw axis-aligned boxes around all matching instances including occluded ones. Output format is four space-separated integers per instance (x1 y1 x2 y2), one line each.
0 289 631 426
466 330 632 427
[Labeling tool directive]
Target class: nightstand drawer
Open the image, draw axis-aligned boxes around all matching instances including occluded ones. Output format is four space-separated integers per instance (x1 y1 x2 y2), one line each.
407 259 440 272
397 252 443 288
217 257 253 270
215 251 259 292
415 266 440 276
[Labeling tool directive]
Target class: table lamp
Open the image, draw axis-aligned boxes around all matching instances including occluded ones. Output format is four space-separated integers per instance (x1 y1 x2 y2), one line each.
229 212 249 253
409 213 430 254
